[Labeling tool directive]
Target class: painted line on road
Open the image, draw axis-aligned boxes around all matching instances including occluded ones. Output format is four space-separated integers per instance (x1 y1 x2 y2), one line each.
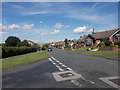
71 80 83 87
50 57 95 87
49 58 64 72
50 57 84 87
67 67 72 71
51 57 72 71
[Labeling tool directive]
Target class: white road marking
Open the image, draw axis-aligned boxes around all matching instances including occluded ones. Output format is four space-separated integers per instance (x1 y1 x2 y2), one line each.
67 67 72 71
62 64 67 67
49 58 52 61
89 80 94 84
55 65 64 71
58 62 63 65
53 63 56 65
49 57 85 87
71 80 82 86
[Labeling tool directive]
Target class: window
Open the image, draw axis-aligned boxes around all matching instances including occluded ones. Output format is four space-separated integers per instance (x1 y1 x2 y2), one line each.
115 34 120 41
86 39 91 45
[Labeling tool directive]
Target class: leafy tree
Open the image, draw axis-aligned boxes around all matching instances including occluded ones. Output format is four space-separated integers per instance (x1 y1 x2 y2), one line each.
21 40 31 47
64 38 69 47
5 36 21 46
42 44 49 50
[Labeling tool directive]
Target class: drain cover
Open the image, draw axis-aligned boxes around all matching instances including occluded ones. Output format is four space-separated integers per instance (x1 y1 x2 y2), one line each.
59 72 75 78
99 76 120 88
109 78 120 86
52 71 82 82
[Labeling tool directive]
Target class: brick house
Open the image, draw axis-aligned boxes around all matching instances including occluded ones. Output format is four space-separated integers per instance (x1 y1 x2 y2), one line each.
86 28 120 47
74 35 87 48
55 41 64 46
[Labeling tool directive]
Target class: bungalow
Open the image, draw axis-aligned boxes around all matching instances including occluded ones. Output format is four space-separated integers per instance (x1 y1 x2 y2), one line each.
74 35 87 48
86 28 120 47
55 41 64 46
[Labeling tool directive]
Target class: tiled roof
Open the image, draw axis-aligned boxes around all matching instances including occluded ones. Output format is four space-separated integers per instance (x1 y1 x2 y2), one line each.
75 35 87 42
89 28 120 39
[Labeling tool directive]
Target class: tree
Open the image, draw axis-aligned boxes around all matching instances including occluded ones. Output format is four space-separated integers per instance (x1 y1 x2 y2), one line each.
42 44 49 50
5 36 21 46
64 38 69 47
21 40 31 47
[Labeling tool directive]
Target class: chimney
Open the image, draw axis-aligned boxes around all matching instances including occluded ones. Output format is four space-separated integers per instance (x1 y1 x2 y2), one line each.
92 28 95 34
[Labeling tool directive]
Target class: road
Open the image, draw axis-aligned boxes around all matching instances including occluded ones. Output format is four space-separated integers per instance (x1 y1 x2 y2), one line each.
2 48 119 88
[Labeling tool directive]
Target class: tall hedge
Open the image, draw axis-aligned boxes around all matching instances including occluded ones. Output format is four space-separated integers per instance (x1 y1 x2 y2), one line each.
2 47 38 58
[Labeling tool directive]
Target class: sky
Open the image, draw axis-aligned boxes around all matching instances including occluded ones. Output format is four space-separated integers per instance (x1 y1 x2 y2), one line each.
1 2 118 43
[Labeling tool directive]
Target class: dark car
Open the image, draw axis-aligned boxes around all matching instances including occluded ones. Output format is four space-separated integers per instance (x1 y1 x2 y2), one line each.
47 47 52 51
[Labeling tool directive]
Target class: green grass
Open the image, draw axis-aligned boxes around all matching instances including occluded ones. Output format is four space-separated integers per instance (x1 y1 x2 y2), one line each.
0 46 2 58
2 51 50 69
68 47 88 53
75 47 88 51
82 51 120 57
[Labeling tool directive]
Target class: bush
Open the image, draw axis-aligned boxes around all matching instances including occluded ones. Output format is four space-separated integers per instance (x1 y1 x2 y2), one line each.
104 41 112 46
114 41 120 46
111 45 119 48
97 42 105 47
2 47 38 58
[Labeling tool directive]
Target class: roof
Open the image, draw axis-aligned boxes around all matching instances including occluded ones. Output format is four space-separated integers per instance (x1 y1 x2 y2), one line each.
75 35 87 42
89 28 120 39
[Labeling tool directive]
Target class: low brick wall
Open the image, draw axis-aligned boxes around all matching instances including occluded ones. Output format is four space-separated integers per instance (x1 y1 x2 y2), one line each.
99 48 120 51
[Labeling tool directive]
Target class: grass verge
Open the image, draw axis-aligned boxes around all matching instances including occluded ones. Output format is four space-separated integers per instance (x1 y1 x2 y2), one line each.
2 51 50 69
82 51 120 57
68 47 88 53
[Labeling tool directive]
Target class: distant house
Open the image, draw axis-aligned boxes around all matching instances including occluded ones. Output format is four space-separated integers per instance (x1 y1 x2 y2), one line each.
27 40 38 46
74 35 87 48
86 28 120 46
55 41 64 46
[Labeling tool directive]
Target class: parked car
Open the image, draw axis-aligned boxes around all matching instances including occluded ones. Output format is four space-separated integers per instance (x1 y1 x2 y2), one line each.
48 47 52 51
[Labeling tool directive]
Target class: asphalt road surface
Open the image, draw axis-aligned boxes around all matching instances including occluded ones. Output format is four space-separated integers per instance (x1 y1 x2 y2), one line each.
2 48 119 88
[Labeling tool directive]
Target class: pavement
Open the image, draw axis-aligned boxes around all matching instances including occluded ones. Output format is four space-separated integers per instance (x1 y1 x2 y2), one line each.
2 48 119 88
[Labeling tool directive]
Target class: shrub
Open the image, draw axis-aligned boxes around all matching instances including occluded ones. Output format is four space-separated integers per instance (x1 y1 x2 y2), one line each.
104 41 112 46
112 45 119 48
2 47 37 58
97 42 105 47
114 41 120 46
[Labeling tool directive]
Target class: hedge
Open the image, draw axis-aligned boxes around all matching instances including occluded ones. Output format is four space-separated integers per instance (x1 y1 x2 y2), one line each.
2 47 38 58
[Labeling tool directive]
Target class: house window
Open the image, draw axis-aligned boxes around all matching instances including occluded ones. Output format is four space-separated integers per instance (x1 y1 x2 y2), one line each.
115 34 120 41
86 39 91 45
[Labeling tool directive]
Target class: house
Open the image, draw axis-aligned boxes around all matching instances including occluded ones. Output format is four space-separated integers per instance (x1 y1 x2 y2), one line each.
55 41 64 46
27 40 39 46
86 28 120 47
74 35 87 48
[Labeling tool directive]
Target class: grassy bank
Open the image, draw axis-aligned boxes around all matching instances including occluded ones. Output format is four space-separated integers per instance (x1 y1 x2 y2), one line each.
82 51 120 57
2 51 50 69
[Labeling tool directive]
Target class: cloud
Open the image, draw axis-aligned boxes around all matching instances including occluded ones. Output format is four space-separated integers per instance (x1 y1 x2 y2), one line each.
40 30 61 36
54 23 63 28
0 31 7 34
2 24 34 31
50 30 61 34
3 24 20 31
22 11 48 15
73 26 87 34
21 24 34 30
65 25 71 28
40 33 48 36
87 28 93 32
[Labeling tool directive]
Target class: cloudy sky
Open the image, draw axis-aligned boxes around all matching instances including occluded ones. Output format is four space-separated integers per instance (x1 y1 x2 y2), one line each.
1 2 118 43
